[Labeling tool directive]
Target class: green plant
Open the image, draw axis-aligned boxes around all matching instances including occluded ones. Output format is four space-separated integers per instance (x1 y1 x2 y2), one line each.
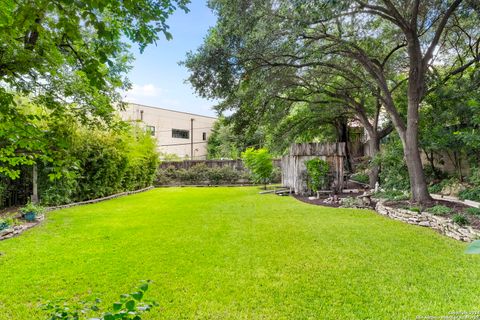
373 138 410 191
427 205 453 216
42 281 158 320
20 202 45 221
241 148 274 189
409 206 421 213
468 167 480 187
373 190 409 201
305 158 330 192
340 197 362 208
0 218 11 231
350 172 369 185
452 214 469 226
466 207 480 216
459 187 480 202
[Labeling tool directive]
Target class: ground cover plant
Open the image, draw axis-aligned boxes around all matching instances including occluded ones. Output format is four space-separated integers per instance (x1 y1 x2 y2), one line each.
0 187 480 319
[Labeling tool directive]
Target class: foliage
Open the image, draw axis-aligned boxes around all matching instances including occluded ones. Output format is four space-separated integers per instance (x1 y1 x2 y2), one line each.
339 197 363 209
373 137 410 191
185 0 480 203
468 167 480 187
458 187 480 202
207 117 269 159
35 122 159 205
0 1 188 180
373 190 409 201
466 207 480 216
350 172 370 185
156 164 248 185
241 148 274 188
452 214 469 226
20 202 45 215
42 281 158 320
427 205 453 216
0 218 12 231
305 158 330 192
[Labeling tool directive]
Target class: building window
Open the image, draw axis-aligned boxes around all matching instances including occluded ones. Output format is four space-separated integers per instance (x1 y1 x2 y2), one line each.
172 129 189 139
140 110 144 121
202 132 207 141
146 125 155 136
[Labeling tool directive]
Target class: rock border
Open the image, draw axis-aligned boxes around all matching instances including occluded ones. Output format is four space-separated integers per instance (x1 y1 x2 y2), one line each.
0 186 154 241
375 202 480 242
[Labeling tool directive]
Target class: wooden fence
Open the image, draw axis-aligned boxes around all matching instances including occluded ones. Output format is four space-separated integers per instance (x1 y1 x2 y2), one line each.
281 143 346 195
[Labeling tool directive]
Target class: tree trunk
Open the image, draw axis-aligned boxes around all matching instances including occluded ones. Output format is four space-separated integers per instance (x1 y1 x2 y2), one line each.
367 135 380 189
402 37 433 204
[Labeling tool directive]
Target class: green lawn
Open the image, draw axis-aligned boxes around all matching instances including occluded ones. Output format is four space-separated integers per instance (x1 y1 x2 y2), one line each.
0 187 479 319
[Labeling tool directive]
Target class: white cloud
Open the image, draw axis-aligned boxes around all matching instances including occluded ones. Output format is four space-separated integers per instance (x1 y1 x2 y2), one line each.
124 83 162 100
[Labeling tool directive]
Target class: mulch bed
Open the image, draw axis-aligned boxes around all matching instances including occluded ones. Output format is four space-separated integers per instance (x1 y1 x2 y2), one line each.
293 192 370 208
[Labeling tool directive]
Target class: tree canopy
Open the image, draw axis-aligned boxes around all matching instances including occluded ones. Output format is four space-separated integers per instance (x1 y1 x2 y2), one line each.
185 0 480 203
0 0 189 179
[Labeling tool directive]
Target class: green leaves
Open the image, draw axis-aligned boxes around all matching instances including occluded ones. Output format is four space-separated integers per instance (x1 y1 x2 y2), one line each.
241 148 274 187
42 281 158 319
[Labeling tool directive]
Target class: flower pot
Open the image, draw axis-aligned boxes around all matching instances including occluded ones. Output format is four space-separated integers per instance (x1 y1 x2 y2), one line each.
23 212 37 222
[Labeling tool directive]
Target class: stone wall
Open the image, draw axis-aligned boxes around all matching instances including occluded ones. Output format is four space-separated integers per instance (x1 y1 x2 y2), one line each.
375 202 480 242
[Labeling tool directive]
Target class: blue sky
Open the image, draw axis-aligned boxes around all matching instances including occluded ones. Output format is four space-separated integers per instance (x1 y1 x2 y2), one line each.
123 1 218 117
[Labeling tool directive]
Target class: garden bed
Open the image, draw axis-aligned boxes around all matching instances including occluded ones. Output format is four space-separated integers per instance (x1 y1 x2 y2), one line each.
376 201 480 242
294 191 367 208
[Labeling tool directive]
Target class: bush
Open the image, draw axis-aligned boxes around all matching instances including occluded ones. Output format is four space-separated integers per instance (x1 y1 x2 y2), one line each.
156 164 247 186
452 214 469 226
373 190 409 201
468 167 480 186
427 205 453 216
466 207 480 216
305 158 330 192
459 187 480 202
350 172 369 185
38 124 159 205
340 196 363 208
241 148 274 188
373 138 410 191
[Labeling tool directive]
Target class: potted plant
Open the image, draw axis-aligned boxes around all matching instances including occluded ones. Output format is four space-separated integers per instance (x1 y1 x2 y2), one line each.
20 202 44 222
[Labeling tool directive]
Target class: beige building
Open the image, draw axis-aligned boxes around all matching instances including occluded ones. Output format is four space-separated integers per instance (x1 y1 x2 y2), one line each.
120 103 217 160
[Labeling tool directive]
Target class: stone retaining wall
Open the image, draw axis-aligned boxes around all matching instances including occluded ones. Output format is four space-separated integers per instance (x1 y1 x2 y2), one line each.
375 202 480 242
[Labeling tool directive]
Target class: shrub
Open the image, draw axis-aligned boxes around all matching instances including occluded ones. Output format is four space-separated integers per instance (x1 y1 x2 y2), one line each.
452 214 469 226
305 158 330 192
466 207 480 216
468 167 480 186
459 187 480 202
373 190 409 201
42 281 158 320
427 205 453 216
0 218 11 231
340 196 363 208
373 138 410 190
241 148 274 188
350 172 369 185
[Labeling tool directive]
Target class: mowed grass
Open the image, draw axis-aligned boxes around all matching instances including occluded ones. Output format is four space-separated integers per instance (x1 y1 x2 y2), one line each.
0 187 480 319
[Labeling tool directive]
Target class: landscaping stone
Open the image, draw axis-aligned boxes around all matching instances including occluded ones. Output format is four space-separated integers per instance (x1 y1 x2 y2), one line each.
375 202 480 242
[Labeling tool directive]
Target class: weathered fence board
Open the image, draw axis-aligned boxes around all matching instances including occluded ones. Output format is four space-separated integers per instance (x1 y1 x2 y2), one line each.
282 143 345 195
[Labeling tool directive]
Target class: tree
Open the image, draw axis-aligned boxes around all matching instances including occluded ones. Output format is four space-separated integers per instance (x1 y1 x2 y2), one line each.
0 0 189 179
241 148 274 189
185 0 480 204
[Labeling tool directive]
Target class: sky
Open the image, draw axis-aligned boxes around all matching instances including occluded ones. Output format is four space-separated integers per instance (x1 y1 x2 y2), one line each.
123 1 218 117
